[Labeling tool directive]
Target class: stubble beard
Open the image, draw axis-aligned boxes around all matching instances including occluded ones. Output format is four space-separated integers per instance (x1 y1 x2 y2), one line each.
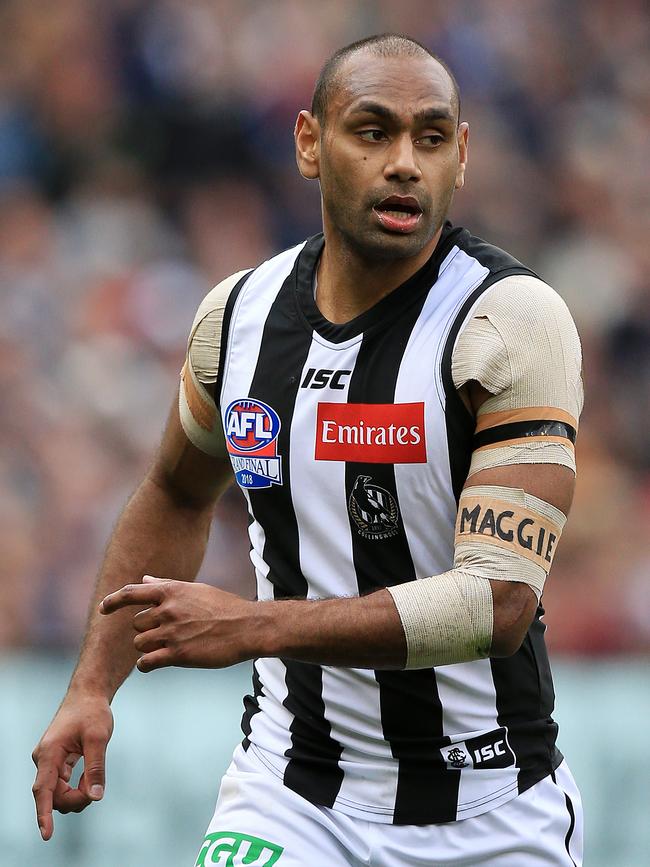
322 178 454 265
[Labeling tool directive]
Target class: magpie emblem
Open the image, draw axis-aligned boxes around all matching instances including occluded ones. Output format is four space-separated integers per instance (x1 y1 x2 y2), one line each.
349 475 399 540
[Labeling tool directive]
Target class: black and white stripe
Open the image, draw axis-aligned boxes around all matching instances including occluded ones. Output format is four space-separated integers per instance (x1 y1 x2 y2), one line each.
217 224 563 824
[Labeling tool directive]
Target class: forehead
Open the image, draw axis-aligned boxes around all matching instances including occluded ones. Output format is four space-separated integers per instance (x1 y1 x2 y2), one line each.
331 52 457 120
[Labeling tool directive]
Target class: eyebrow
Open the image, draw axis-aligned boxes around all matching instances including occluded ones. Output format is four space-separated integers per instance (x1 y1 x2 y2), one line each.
349 100 455 126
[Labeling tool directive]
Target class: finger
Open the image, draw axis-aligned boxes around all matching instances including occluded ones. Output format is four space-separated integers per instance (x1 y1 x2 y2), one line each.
142 575 174 584
32 746 67 840
137 647 175 673
133 626 167 653
132 606 160 633
61 753 81 783
100 583 163 615
79 732 108 801
53 777 92 814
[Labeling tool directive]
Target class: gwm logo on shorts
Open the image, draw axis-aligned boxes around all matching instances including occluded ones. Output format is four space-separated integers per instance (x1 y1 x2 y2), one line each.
225 399 282 489
315 402 426 463
195 831 283 866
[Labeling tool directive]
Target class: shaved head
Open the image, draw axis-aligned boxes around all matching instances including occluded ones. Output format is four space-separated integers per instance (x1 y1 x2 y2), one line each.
311 34 461 127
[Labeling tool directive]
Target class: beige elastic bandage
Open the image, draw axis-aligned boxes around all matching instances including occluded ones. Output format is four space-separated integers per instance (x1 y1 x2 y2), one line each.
179 269 250 456
388 485 566 669
452 274 583 476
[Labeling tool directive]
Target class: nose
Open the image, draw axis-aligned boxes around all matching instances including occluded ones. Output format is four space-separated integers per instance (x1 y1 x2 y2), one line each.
384 134 422 183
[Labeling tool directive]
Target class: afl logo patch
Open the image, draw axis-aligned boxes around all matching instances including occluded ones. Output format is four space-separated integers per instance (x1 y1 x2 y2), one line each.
349 475 399 540
225 399 282 489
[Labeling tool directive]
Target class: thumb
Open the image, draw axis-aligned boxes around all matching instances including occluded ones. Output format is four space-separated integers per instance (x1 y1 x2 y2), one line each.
81 735 108 801
142 575 171 584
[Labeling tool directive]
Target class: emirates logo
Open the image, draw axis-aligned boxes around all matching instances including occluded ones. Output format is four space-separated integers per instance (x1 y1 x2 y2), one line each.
315 402 426 464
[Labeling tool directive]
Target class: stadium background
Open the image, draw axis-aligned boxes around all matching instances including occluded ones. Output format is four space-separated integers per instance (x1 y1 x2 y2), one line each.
1 0 648 864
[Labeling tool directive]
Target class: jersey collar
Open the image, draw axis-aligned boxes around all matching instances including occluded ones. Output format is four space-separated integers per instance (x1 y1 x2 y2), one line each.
294 221 463 344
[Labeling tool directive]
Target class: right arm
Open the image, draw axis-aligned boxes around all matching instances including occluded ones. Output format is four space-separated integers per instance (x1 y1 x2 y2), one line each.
70 399 234 703
31 271 246 840
31 399 234 840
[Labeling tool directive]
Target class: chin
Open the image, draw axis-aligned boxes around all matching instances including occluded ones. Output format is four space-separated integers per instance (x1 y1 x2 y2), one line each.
347 228 431 262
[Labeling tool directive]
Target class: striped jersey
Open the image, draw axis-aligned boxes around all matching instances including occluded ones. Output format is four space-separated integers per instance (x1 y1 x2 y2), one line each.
206 222 564 824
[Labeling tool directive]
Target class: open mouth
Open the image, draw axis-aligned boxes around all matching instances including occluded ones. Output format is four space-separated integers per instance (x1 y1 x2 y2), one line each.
373 196 423 233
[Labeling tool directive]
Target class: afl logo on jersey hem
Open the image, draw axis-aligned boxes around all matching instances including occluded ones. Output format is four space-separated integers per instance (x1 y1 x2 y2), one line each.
349 475 400 540
225 398 282 489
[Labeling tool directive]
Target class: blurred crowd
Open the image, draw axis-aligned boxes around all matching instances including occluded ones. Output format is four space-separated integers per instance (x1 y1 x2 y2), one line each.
1 0 648 654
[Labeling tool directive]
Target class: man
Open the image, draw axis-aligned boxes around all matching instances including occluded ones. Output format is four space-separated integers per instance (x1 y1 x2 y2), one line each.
33 34 584 866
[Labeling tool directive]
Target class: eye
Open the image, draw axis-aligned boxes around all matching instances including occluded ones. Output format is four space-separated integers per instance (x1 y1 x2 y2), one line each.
358 129 387 142
417 134 444 147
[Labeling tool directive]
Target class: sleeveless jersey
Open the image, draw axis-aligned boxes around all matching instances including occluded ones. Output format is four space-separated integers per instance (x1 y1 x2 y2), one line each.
214 222 562 825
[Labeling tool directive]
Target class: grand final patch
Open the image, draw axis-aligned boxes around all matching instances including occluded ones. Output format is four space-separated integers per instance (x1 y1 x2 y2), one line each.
349 475 400 540
224 398 282 489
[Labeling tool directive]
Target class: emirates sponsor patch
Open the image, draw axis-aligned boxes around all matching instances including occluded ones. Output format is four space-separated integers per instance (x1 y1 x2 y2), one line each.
315 402 426 463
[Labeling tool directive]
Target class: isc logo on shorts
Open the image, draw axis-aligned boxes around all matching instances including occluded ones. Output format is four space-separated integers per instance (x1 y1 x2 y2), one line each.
225 399 282 489
315 402 427 463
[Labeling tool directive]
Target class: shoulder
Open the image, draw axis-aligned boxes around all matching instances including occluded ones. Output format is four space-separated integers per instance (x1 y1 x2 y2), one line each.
449 227 577 335
474 274 580 341
452 226 534 278
189 268 253 340
453 273 583 398
188 269 252 385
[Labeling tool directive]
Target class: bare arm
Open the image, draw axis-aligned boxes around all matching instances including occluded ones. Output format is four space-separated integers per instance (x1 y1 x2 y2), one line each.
71 397 233 698
32 394 233 840
101 454 570 673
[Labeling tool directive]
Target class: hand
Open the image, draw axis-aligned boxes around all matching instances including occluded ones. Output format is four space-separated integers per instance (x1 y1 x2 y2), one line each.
100 576 260 672
32 692 113 841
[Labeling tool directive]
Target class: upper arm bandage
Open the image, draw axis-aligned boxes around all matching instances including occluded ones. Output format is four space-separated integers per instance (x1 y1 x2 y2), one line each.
387 485 566 669
179 269 250 456
452 275 583 476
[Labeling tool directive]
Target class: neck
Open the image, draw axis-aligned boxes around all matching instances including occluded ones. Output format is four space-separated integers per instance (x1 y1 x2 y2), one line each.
315 224 443 325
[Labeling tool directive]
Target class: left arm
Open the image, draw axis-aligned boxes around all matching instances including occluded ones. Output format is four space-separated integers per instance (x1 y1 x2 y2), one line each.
99 444 571 673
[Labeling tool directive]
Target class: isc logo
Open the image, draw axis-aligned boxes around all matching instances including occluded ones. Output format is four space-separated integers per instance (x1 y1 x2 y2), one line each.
473 740 507 764
301 368 351 390
441 728 514 771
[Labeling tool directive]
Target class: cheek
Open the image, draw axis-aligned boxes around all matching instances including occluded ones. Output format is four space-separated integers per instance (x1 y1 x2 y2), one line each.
321 153 361 203
323 140 370 183
425 156 459 195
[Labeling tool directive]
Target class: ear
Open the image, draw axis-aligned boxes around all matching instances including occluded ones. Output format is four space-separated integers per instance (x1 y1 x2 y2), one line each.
455 122 469 190
295 110 321 180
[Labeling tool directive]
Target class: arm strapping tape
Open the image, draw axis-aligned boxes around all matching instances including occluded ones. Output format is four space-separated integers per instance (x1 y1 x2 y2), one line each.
387 485 566 669
179 270 250 456
451 275 583 476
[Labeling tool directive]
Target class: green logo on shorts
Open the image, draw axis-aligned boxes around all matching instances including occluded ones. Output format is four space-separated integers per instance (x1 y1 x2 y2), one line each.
195 831 284 866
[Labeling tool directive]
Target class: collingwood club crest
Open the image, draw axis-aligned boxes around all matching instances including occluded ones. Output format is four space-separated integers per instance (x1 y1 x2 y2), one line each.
446 747 468 769
349 475 399 540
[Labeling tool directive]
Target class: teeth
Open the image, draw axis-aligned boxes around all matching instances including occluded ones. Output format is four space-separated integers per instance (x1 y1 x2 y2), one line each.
383 209 415 219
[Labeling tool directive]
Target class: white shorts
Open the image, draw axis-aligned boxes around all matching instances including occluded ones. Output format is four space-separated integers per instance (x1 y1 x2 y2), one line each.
195 744 583 866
